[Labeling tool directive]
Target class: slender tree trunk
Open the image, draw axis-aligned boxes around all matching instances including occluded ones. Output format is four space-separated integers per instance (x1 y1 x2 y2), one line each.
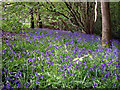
61 19 74 33
36 9 42 28
86 2 95 34
90 17 94 34
101 1 112 48
30 9 34 28
38 16 42 28
90 3 94 34
86 2 90 34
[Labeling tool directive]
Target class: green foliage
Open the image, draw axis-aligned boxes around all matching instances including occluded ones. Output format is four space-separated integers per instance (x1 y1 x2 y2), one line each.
2 2 31 33
110 2 120 39
1 2 120 40
2 19 22 33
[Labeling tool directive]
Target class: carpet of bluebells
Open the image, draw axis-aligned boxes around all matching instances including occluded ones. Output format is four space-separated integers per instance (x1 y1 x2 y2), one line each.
2 28 120 89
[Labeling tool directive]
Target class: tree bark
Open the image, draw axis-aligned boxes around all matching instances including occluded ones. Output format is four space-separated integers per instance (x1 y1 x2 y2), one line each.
90 20 94 34
30 8 34 28
65 2 85 29
36 10 42 28
61 19 74 33
101 1 112 48
86 2 90 34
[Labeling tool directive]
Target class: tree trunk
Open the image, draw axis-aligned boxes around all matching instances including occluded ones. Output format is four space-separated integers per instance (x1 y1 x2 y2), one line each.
101 1 112 48
86 2 94 34
30 9 34 28
86 2 90 34
36 10 42 28
90 16 94 34
61 19 74 33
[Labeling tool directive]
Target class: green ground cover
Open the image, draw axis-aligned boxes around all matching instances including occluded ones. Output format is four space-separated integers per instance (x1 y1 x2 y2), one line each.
2 29 120 89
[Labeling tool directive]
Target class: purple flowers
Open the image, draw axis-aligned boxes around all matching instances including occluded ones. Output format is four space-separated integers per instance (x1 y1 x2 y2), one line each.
101 63 106 67
70 73 74 76
65 59 68 62
14 74 18 78
31 74 34 77
36 50 40 53
32 58 36 62
5 40 9 43
40 74 44 80
27 58 32 63
6 83 11 89
92 64 96 67
2 49 6 53
84 66 88 69
14 80 21 84
2 28 120 88
102 77 105 81
93 83 98 88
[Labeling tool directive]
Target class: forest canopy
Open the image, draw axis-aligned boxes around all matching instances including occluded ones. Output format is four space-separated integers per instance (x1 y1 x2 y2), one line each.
1 2 120 40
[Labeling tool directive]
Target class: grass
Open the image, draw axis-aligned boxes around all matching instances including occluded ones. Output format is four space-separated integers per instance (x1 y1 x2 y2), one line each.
2 29 120 89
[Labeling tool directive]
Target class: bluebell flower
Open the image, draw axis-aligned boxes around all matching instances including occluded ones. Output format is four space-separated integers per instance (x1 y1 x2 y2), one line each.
113 68 116 71
14 80 21 84
41 74 44 80
90 67 95 71
22 68 26 71
60 55 62 58
70 73 74 76
84 66 88 69
42 52 45 57
8 71 13 74
5 40 9 43
18 83 21 88
92 64 96 67
47 61 51 65
104 74 108 78
101 63 106 67
41 70 44 72
37 76 39 80
91 77 94 79
18 69 21 77
2 49 6 53
78 62 82 64
32 58 36 62
9 59 13 61
2 86 7 90
27 58 31 63
107 64 110 66
32 67 35 71
73 60 78 64
41 74 44 78
14 74 18 78
25 84 28 88
30 74 34 77
115 63 119 67
93 85 95 88
6 83 12 89
62 73 64 76
65 59 68 62
46 51 49 56
33 63 36 66
116 74 120 78
36 50 40 53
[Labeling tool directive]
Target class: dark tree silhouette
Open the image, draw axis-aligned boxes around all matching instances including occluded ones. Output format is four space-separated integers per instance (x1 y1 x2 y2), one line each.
30 8 34 29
